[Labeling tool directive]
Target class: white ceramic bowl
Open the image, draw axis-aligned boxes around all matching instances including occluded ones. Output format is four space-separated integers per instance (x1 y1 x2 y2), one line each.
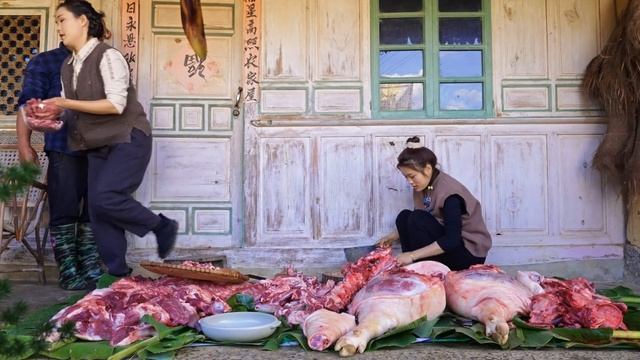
199 312 281 342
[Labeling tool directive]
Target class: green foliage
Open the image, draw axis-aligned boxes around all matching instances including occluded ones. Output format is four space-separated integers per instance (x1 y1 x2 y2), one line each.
1 301 28 325
58 323 76 341
96 274 120 290
44 341 115 360
367 316 437 351
0 272 80 360
103 315 203 360
0 163 40 202
226 294 255 312
624 309 640 331
15 294 84 335
0 164 41 359
0 280 11 301
551 327 613 345
263 318 310 352
598 286 640 309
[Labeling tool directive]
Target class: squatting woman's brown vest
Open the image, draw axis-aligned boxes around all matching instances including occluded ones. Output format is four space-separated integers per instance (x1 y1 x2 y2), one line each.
413 171 492 257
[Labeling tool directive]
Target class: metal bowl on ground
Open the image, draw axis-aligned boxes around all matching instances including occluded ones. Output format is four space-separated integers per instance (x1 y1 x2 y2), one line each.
198 312 281 342
343 245 376 262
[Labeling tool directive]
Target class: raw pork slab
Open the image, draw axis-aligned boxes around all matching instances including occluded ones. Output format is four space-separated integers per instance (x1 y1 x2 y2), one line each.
335 262 447 356
445 264 544 345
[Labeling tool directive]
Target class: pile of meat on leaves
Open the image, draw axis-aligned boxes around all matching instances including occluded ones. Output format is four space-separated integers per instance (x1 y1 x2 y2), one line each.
46 248 629 356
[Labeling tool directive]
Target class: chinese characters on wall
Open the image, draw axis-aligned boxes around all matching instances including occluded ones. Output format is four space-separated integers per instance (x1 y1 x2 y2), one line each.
121 0 139 84
242 0 261 103
184 53 206 79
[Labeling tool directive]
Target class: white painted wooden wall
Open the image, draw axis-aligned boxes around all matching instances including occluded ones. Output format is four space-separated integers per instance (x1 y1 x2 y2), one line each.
0 0 627 271
245 123 624 265
242 0 626 267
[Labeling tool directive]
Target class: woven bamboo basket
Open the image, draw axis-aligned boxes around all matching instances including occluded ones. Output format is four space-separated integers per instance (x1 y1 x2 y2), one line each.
140 261 249 284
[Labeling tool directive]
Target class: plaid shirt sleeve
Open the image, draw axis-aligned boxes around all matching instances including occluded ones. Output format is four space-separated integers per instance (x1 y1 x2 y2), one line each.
17 54 49 107
17 49 72 154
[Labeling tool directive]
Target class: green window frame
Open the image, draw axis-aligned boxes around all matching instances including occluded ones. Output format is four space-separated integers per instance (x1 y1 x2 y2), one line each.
371 0 493 119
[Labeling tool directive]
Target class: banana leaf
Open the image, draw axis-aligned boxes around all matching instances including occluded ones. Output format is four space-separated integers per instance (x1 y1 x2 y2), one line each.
42 341 115 360
366 316 427 351
263 326 310 352
226 294 255 312
367 332 418 351
551 327 613 345
143 328 203 354
625 309 640 330
13 294 84 335
598 286 640 309
135 328 202 360
96 274 120 289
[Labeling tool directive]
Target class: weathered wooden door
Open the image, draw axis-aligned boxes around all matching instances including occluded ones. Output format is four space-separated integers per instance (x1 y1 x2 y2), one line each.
135 0 244 253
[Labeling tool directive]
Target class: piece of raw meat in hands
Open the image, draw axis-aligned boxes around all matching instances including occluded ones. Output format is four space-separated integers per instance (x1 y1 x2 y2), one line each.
302 309 356 351
445 264 544 345
23 99 64 132
334 262 448 357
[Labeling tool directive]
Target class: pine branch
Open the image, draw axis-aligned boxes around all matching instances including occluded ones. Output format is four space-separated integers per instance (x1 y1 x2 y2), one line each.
0 279 10 301
59 321 76 340
1 300 29 325
0 279 36 358
29 336 48 354
35 321 54 338
0 332 29 358
0 163 40 202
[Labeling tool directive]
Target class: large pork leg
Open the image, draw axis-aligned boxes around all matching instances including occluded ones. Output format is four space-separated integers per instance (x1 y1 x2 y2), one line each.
445 264 544 345
335 263 447 356
302 309 356 351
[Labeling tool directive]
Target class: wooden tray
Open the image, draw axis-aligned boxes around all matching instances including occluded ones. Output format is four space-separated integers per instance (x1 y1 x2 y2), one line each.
140 261 249 284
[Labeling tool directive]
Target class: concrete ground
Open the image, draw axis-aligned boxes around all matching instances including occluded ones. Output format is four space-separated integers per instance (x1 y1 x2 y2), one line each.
178 344 640 359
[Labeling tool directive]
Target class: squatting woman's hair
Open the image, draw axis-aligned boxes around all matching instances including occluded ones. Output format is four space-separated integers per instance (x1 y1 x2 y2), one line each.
397 136 439 173
57 0 112 40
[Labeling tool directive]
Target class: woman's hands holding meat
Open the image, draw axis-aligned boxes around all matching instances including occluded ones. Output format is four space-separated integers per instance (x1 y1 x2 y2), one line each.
396 252 416 266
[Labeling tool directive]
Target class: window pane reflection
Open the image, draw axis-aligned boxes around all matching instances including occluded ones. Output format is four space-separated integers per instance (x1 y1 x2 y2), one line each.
439 17 482 45
380 83 424 111
380 50 424 78
380 0 423 13
439 51 482 77
439 0 481 12
380 18 424 45
440 83 483 110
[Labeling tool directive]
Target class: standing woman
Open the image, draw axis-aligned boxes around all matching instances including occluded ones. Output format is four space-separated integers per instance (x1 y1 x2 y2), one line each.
45 0 177 277
377 136 491 270
17 42 102 290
